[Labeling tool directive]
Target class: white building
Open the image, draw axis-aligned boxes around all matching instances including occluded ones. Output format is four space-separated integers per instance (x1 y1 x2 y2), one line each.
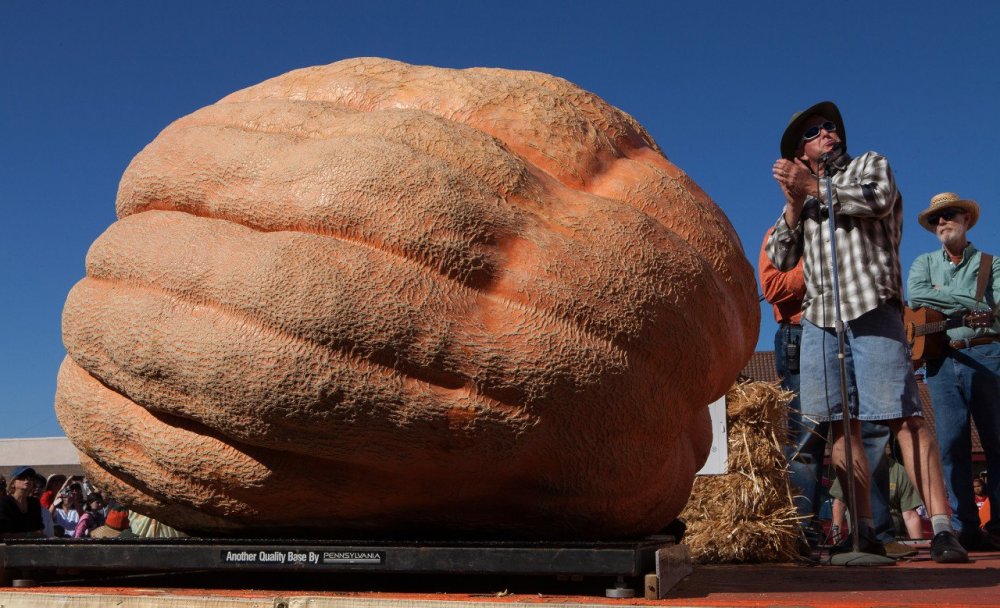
0 437 84 479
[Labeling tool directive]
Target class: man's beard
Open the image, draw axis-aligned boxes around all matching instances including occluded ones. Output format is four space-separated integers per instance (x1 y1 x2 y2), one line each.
937 225 967 249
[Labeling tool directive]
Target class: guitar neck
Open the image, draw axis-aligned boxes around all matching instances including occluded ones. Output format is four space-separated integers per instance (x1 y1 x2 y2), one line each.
914 317 964 337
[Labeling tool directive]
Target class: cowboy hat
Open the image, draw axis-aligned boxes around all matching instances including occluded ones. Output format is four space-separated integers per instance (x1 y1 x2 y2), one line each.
780 101 847 160
918 192 980 232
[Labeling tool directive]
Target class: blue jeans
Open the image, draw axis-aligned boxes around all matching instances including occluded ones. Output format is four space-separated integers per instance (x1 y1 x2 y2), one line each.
925 342 1000 535
776 323 894 542
800 303 922 422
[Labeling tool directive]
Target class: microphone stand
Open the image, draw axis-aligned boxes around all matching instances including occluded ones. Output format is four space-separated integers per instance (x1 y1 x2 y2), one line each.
820 152 895 567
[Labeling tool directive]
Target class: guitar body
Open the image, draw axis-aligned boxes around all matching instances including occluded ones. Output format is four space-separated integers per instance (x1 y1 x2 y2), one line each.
904 306 947 362
906 254 996 364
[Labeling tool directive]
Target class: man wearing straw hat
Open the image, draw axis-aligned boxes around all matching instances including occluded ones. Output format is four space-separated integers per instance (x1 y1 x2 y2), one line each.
765 101 967 563
907 192 1000 551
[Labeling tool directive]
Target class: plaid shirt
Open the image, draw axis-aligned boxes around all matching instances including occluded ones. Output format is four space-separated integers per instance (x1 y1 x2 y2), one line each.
766 151 905 327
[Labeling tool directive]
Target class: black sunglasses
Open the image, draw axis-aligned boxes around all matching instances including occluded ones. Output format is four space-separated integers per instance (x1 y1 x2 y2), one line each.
802 121 837 141
927 208 964 225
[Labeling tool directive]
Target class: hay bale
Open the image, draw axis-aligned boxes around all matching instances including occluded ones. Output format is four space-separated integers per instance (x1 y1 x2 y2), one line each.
679 380 803 563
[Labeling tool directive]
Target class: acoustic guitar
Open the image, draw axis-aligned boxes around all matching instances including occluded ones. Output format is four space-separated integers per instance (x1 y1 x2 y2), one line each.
904 307 994 362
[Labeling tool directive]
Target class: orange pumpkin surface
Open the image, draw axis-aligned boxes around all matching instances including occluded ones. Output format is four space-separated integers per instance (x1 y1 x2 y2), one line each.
56 58 759 538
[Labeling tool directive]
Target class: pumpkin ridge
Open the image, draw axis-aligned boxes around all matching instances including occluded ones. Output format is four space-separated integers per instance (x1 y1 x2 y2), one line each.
122 121 705 343
61 360 549 534
59 363 267 518
127 117 604 261
71 276 538 424
220 60 655 194
65 343 536 476
77 453 247 528
64 333 291 453
87 211 633 368
159 114 565 257
72 273 622 419
175 102 534 198
122 202 505 292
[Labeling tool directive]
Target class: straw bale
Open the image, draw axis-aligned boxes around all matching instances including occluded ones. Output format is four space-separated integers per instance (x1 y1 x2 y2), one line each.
679 380 804 563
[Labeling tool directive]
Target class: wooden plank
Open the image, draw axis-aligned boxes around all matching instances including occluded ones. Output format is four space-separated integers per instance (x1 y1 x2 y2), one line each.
651 544 692 599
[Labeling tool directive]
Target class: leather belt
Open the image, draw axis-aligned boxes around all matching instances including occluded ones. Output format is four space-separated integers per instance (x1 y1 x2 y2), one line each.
949 335 1000 349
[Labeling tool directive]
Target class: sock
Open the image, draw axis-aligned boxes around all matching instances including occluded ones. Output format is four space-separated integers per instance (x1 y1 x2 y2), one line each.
931 515 954 535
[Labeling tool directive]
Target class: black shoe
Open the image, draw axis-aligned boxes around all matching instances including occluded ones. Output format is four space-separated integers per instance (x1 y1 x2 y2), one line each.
930 531 970 563
829 530 886 557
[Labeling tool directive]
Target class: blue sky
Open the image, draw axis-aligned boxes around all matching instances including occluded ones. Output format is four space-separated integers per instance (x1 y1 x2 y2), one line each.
2 1 998 438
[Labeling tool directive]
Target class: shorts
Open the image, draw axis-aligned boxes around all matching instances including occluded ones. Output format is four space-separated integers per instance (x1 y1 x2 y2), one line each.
800 301 922 423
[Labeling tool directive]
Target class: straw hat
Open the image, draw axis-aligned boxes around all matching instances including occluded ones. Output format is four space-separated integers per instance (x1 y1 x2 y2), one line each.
780 101 846 160
918 192 980 232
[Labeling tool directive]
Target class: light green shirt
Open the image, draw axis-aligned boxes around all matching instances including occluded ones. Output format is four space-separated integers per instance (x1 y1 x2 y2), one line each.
907 243 1000 341
829 458 923 538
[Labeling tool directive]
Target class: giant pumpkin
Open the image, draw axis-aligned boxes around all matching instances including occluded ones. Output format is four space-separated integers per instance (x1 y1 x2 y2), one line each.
56 58 759 538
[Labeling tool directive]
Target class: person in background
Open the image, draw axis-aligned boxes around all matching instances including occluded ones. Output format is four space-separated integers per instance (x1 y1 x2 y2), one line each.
907 192 1000 551
830 454 925 540
39 474 66 510
89 505 135 539
51 482 85 537
974 477 987 511
766 101 966 563
74 492 106 538
127 510 187 538
979 472 992 529
0 466 45 539
30 472 56 537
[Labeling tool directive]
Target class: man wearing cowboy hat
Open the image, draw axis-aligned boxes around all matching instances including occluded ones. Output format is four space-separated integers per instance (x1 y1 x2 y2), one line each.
907 192 1000 551
766 101 968 563
758 229 905 557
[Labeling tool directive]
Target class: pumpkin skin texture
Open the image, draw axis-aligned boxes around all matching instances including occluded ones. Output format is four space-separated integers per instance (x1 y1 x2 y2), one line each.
56 58 759 539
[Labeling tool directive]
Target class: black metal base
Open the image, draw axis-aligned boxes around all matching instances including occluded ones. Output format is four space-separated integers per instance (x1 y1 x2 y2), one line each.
2 535 679 595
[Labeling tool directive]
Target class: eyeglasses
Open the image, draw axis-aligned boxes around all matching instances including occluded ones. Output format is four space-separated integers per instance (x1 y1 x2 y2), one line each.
801 121 837 141
927 208 964 225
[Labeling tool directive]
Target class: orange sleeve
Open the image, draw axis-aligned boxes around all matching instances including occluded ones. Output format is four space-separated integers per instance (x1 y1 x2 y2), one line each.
758 229 805 323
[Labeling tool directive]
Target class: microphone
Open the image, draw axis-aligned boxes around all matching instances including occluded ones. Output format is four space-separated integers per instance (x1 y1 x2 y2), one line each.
820 143 842 164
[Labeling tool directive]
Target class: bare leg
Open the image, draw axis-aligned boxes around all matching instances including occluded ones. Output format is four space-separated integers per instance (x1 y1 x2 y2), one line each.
832 498 847 532
888 415 968 562
829 419 873 519
902 509 924 539
888 416 950 517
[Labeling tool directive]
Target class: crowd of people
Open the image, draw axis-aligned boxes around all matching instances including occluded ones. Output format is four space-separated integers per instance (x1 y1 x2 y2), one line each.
761 101 1000 563
0 467 134 539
